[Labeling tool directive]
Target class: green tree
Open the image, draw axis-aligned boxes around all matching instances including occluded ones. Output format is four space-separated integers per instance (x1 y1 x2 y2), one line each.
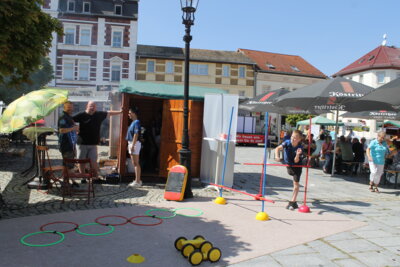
0 57 54 105
285 114 314 127
0 0 62 87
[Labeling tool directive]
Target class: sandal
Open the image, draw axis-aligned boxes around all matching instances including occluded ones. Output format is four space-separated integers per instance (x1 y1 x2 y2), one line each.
369 182 374 192
374 186 379 193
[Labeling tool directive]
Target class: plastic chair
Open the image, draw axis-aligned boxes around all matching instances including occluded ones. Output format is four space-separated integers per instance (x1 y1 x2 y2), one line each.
62 158 95 203
36 145 64 191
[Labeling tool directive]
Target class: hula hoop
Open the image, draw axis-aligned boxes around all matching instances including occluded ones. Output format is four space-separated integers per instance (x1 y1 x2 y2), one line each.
40 221 79 234
145 208 176 219
75 223 115 236
129 216 163 226
172 208 204 217
95 215 130 226
20 231 65 247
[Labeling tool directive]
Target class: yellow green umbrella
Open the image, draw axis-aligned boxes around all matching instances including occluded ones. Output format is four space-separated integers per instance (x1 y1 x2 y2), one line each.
0 88 69 133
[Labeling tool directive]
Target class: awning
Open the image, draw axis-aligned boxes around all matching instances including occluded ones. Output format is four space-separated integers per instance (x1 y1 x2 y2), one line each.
384 120 400 128
119 80 227 101
296 116 344 127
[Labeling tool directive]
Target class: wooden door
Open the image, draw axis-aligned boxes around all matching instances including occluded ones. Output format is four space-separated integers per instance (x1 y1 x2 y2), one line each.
159 99 203 178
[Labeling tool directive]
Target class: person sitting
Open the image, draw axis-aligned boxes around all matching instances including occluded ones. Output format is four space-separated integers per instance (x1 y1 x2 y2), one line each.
337 136 354 174
310 134 324 168
352 137 365 175
321 135 334 173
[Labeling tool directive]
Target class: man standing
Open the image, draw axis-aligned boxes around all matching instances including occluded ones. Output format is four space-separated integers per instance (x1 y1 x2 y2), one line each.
73 101 121 179
58 101 78 164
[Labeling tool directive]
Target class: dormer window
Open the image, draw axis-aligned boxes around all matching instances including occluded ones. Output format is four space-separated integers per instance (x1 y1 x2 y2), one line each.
266 63 275 69
358 58 365 64
290 65 300 72
67 0 75 12
115 5 122 15
368 55 375 61
83 2 90 13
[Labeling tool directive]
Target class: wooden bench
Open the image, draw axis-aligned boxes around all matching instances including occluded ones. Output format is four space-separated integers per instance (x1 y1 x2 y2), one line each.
383 169 400 189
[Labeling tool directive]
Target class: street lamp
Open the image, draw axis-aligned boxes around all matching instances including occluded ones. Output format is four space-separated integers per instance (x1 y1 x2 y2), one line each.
179 0 199 199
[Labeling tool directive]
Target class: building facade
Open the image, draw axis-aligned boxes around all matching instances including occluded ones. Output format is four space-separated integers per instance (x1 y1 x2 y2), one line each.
333 44 400 138
135 45 256 98
42 0 138 89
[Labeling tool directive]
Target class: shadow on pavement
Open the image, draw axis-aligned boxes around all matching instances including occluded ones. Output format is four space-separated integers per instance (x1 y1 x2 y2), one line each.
311 199 370 215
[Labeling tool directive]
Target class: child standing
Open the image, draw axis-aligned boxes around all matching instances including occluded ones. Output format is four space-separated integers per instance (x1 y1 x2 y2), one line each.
275 130 303 210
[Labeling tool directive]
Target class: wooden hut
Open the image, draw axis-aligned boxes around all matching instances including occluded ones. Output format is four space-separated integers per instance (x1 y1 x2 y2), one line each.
117 81 226 181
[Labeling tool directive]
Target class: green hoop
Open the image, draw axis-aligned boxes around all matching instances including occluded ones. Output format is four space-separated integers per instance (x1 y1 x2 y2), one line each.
145 208 176 219
20 231 65 247
172 207 204 217
75 223 115 236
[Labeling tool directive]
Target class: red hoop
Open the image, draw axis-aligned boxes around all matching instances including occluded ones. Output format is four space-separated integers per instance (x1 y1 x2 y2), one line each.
129 216 163 226
95 215 130 226
40 221 79 234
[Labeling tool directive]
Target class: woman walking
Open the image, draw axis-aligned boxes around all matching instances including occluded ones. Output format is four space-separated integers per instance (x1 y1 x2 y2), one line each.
366 131 389 192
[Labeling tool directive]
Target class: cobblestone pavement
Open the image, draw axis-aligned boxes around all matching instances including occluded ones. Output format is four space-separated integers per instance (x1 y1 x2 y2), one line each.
1 137 399 266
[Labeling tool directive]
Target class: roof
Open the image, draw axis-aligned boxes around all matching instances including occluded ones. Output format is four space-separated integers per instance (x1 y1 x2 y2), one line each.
137 45 255 65
334 45 400 76
238 48 327 78
384 120 400 128
119 80 227 101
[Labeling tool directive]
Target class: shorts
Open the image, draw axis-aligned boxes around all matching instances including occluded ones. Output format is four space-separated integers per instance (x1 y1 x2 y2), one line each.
128 141 141 155
287 166 302 182
76 145 98 166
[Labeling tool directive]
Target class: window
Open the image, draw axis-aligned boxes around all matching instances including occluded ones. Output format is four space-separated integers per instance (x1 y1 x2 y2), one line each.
63 62 74 80
67 0 75 11
80 29 91 45
65 28 75 44
111 65 121 81
359 74 363 84
112 31 122 47
290 65 300 72
83 2 90 13
115 5 122 15
239 90 245 97
266 63 275 69
190 64 208 75
397 72 400 79
239 66 245 78
147 60 155 73
223 65 230 77
376 71 385 84
166 61 174 74
78 62 89 80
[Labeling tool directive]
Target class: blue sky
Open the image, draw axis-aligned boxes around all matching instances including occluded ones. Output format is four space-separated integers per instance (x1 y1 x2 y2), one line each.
138 0 400 77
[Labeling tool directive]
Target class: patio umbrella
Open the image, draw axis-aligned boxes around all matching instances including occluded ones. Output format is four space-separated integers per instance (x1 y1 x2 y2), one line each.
273 77 378 176
239 87 311 114
341 110 400 120
0 88 69 134
345 77 400 112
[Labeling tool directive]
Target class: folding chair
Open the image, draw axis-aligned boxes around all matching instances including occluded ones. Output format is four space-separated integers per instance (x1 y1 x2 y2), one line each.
62 158 95 203
36 145 64 191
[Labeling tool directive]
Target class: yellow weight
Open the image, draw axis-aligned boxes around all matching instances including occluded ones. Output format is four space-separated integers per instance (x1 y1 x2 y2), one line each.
200 241 213 254
182 244 195 258
208 247 222 263
174 236 187 251
188 251 203 266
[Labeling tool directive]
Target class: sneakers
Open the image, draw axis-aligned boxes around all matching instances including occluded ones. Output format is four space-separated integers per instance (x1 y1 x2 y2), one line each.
286 201 298 210
128 180 142 187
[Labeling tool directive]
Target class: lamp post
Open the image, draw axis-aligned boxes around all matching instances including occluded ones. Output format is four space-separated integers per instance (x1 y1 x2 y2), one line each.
180 0 199 199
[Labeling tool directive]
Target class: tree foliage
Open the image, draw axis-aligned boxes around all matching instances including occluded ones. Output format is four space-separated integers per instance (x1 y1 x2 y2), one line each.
285 114 315 127
0 0 62 87
0 57 54 105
